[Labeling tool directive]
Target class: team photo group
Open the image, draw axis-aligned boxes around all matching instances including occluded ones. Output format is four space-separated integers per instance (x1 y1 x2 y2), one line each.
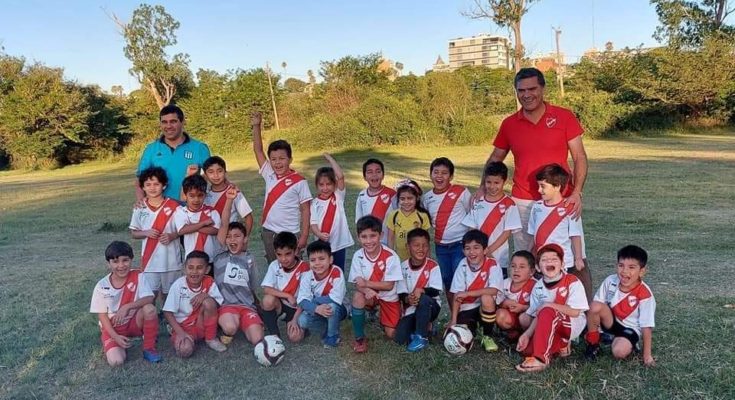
90 68 657 373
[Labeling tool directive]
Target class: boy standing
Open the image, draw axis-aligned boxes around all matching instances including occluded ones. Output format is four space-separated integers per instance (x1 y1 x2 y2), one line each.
174 174 222 260
203 156 254 235
355 158 396 244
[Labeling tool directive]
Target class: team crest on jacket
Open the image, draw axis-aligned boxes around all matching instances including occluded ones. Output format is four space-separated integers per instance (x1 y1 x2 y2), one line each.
499 204 507 213
628 296 638 307
126 281 137 292
480 271 487 280
185 151 193 159
380 193 390 203
556 207 567 217
448 192 457 200
285 178 293 186
559 287 568 298
377 260 386 271
164 207 173 216
522 292 531 302
546 117 557 128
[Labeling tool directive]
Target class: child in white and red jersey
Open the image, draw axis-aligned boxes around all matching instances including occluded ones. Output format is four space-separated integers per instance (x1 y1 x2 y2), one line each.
349 216 404 353
129 167 182 300
395 228 443 352
527 164 592 301
462 161 522 274
448 229 504 353
89 241 161 365
260 232 311 342
203 156 253 235
251 112 312 263
310 153 354 270
422 157 472 303
495 251 537 340
515 244 589 372
585 245 656 366
174 174 221 262
163 251 226 357
355 158 396 244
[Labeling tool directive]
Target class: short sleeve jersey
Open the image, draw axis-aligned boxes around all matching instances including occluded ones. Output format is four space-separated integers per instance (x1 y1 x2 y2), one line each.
310 188 354 252
355 186 397 244
163 276 224 323
204 188 253 223
136 134 211 200
261 259 311 298
449 257 503 312
396 258 443 316
526 274 589 339
129 199 182 272
213 250 258 309
496 277 537 305
297 267 346 306
386 209 431 261
493 103 583 200
461 195 522 269
173 205 222 260
594 275 656 336
90 271 154 322
259 161 312 233
348 246 403 302
422 186 472 244
527 200 585 269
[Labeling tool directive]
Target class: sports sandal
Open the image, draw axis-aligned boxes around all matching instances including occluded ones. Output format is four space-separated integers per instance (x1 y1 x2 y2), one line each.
515 356 548 373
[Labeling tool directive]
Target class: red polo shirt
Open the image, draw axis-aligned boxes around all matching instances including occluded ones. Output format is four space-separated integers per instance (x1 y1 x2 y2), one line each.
493 103 583 200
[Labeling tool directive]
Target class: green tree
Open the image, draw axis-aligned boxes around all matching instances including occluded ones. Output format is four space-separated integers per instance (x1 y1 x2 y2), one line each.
652 0 735 47
283 77 308 93
319 53 388 86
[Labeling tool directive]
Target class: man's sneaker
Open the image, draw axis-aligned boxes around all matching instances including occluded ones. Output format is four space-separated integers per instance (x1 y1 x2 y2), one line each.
352 337 368 353
322 335 341 348
480 335 499 352
206 338 227 352
220 335 234 345
584 343 600 361
143 349 162 363
407 334 429 352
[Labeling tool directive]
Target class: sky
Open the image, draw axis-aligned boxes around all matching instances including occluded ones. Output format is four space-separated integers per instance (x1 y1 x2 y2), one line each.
0 0 662 93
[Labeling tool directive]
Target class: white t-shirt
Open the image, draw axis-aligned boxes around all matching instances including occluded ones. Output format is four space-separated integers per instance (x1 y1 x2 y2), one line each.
259 161 312 233
422 185 471 244
526 274 589 339
461 195 522 269
163 276 224 324
527 200 586 269
495 277 537 305
594 274 656 336
348 246 403 302
449 257 504 311
355 187 397 244
396 258 443 316
173 205 221 260
89 271 154 324
261 259 311 297
129 199 182 272
205 188 253 223
310 188 354 252
297 267 346 306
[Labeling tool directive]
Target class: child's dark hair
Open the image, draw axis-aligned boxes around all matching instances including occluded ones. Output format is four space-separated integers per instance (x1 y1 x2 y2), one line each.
407 228 431 244
462 229 488 248
203 156 226 171
356 215 383 235
315 166 337 186
617 245 648 267
105 241 134 261
267 139 292 159
228 221 247 236
186 250 210 264
511 250 536 268
430 157 455 176
484 161 508 181
182 174 207 194
362 158 384 177
138 166 168 188
535 163 569 190
396 180 432 226
273 232 298 251
306 240 332 256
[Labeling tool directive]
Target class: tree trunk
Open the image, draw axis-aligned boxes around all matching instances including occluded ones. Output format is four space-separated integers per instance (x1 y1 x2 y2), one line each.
146 77 166 109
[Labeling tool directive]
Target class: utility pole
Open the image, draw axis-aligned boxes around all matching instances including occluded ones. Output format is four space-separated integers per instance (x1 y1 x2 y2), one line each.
553 27 565 98
265 62 280 130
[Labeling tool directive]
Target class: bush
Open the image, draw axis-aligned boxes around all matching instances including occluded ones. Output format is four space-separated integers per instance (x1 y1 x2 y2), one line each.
561 89 629 138
352 92 432 145
449 114 501 145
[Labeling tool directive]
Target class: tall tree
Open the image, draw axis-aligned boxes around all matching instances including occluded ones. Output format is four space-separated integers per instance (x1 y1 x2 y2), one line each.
652 0 735 47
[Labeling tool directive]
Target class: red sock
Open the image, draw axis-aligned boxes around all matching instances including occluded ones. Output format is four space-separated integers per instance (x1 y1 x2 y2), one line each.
586 330 600 345
203 316 218 341
142 317 159 351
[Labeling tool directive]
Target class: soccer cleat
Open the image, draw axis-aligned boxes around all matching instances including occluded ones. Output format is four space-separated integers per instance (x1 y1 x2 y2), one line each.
352 337 368 353
322 335 341 348
206 338 227 352
220 335 234 345
407 334 429 352
480 335 498 352
143 349 162 363
584 343 600 361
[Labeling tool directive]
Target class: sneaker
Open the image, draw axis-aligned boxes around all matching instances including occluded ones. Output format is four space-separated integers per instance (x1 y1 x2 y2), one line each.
601 332 614 344
407 334 429 352
142 349 162 363
220 335 233 345
206 338 227 352
480 335 498 352
352 337 368 353
584 343 600 361
322 335 341 348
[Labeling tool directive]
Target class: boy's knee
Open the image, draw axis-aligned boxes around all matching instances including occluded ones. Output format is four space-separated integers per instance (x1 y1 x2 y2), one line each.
202 298 217 312
589 301 606 314
141 304 157 319
261 294 278 310
418 294 432 307
480 295 496 310
612 338 633 359
495 309 511 328
352 292 366 307
176 342 194 358
105 351 126 367
220 319 238 336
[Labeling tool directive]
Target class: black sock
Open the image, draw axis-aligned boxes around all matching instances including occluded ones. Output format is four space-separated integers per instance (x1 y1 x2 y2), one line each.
261 309 280 337
480 309 496 336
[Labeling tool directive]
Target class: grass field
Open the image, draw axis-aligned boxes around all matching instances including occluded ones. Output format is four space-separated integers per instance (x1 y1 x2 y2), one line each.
1 133 734 400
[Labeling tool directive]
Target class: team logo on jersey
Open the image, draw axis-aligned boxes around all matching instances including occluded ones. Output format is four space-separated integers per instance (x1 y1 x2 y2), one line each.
184 151 193 159
628 296 638 307
480 271 487 280
203 210 210 217
559 287 568 298
285 178 293 186
545 117 557 128
126 282 137 292
556 207 567 217
423 270 430 279
499 204 507 213
380 193 390 203
448 192 457 200
522 292 531 302
330 198 336 206
164 207 173 216
377 260 386 271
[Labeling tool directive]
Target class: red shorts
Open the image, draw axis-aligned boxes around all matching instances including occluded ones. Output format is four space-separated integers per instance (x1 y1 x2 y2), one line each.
170 318 206 345
100 310 142 352
503 309 522 330
219 305 264 331
366 299 401 329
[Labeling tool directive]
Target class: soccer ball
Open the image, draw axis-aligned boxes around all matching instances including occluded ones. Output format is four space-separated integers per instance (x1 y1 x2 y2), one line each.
254 335 286 367
443 324 474 355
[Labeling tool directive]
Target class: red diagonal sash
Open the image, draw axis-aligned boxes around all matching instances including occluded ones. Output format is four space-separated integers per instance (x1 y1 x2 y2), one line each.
552 274 577 305
181 276 215 327
413 259 438 291
516 278 537 306
319 194 338 234
433 185 465 243
461 257 496 304
282 260 310 296
261 171 305 224
479 196 515 237
140 198 179 271
370 186 396 221
212 185 237 217
320 267 342 296
368 249 393 282
194 206 215 252
118 270 141 307
612 283 652 321
534 202 574 250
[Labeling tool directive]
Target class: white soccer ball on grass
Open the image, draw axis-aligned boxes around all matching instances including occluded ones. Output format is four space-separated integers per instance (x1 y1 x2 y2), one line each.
254 335 286 367
443 324 474 355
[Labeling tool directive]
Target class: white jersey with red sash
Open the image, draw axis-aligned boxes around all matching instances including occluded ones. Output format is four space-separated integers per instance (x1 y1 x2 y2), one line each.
205 186 253 223
261 259 311 296
496 277 537 306
396 258 443 316
310 188 354 252
422 185 471 244
527 273 589 339
163 275 224 325
259 161 312 233
348 246 403 302
355 186 397 244
527 200 586 269
297 266 346 306
173 205 222 260
449 257 503 312
594 274 656 336
462 195 522 269
90 270 154 324
129 198 181 272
